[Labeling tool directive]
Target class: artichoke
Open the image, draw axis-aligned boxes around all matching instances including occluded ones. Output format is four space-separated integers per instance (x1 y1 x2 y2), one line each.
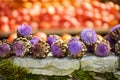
94 39 111 57
68 38 87 58
0 40 11 58
109 24 120 41
47 35 61 46
80 28 97 45
31 40 50 58
17 24 32 39
11 37 31 57
51 39 68 58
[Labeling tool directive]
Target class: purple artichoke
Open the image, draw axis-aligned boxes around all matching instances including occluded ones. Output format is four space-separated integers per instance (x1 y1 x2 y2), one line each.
11 37 31 57
17 24 32 38
68 40 87 58
31 40 50 58
51 40 68 58
0 43 11 58
115 40 120 55
109 24 120 41
94 41 111 57
80 28 97 45
30 37 39 45
47 35 61 46
12 41 25 57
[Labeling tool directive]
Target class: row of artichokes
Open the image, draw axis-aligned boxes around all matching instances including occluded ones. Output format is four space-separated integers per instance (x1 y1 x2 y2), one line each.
0 24 120 58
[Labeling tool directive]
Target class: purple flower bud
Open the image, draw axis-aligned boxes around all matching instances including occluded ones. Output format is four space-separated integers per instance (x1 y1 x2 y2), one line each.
12 41 25 57
31 40 50 58
0 43 11 58
51 40 68 58
95 43 110 57
30 37 39 45
110 24 120 32
68 40 87 58
80 28 97 45
109 24 120 41
12 37 31 57
47 35 61 46
31 44 45 58
51 44 62 57
17 24 32 37
68 41 82 55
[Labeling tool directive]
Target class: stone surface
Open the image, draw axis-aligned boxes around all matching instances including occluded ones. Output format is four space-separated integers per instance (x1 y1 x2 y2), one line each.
13 56 80 76
80 53 119 73
114 71 120 80
13 52 119 76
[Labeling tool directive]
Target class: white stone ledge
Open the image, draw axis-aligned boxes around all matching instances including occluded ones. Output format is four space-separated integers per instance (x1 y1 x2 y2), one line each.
81 53 119 73
13 56 80 76
13 53 119 76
